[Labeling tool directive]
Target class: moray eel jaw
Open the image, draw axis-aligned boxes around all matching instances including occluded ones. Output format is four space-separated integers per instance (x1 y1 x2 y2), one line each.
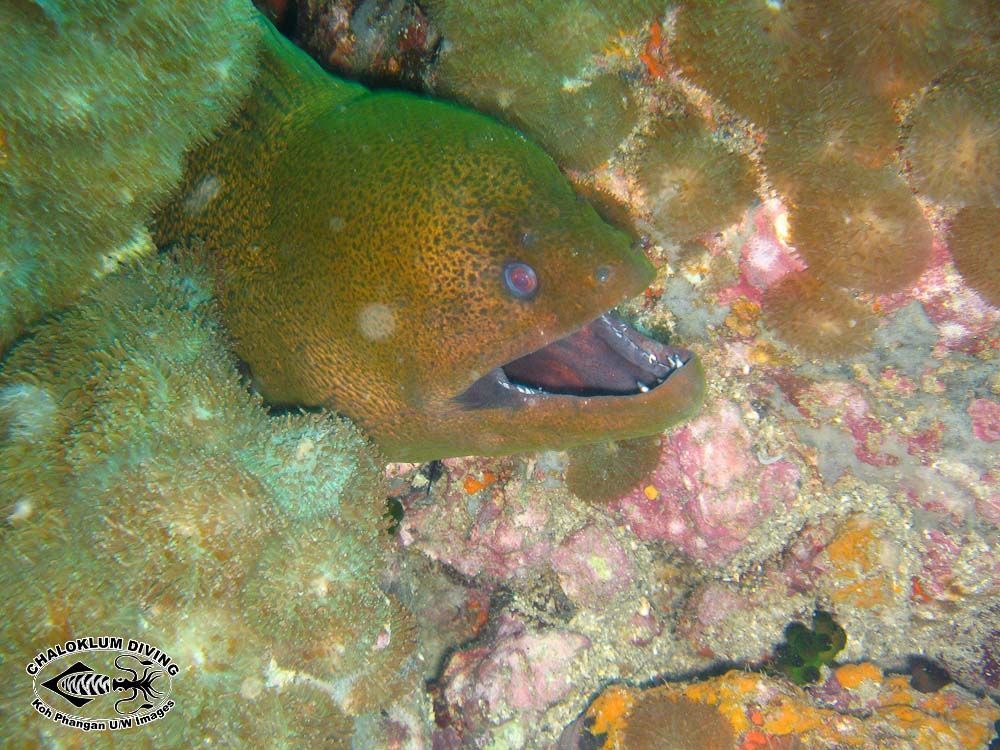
423 311 705 463
458 313 695 406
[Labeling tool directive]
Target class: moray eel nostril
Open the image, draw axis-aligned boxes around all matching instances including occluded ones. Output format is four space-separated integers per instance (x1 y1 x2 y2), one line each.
155 16 705 462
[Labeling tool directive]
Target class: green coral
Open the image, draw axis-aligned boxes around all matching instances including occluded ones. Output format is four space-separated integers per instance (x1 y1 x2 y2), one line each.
426 0 662 170
0 257 415 746
771 610 847 684
0 0 260 351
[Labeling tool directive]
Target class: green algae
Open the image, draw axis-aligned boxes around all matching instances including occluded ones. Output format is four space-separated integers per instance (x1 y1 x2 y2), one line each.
770 610 847 684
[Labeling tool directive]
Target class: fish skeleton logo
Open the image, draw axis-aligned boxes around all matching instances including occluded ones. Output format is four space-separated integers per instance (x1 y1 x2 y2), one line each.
27 637 178 732
41 656 165 712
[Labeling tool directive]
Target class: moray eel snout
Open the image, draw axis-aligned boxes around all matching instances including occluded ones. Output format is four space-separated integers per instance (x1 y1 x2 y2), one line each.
156 20 704 461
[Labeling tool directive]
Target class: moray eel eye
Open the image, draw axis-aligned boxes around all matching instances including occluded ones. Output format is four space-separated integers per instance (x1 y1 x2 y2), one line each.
503 261 538 300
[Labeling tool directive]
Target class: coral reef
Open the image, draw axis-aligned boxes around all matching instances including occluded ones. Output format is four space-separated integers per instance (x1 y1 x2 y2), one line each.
292 0 441 88
786 167 932 294
619 691 735 750
802 0 975 101
424 0 661 170
637 110 759 242
671 0 824 129
3 1 999 748
0 259 417 746
573 668 999 750
0 0 260 350
763 81 899 195
761 271 876 356
948 205 1000 307
905 67 1000 206
610 400 802 567
564 436 661 503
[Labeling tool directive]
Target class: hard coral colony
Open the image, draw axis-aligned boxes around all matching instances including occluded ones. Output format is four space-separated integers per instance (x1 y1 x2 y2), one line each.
1 0 999 749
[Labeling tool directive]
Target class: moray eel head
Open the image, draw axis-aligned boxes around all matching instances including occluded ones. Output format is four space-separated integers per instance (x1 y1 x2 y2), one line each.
392 110 706 459
157 25 705 461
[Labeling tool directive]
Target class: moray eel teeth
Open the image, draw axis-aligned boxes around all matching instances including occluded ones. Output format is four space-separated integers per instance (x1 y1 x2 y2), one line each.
458 313 694 407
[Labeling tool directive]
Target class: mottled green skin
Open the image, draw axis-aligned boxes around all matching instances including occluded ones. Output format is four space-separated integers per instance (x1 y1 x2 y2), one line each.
157 21 704 461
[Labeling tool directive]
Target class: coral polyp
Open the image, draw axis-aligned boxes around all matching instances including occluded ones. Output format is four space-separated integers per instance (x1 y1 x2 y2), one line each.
764 82 899 195
0 0 259 350
672 0 822 127
905 71 1000 206
426 0 660 170
949 205 1000 306
0 258 413 744
241 521 419 713
637 112 758 241
564 435 661 503
802 0 971 100
762 272 876 356
787 166 932 293
621 691 735 750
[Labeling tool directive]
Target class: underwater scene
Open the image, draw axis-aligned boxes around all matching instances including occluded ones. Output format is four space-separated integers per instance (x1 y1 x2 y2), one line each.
1 0 998 747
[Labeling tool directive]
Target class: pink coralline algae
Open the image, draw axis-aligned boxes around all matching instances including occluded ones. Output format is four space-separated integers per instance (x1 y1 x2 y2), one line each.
776 374 908 473
969 398 1000 442
718 199 804 306
400 457 554 580
611 401 801 566
880 236 1000 356
550 524 633 607
400 457 637 608
437 614 589 729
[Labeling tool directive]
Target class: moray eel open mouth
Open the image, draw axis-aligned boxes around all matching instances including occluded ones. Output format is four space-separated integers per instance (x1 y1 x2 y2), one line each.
458 313 693 408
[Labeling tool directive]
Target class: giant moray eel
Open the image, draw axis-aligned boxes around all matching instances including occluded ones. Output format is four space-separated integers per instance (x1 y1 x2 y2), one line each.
155 20 705 462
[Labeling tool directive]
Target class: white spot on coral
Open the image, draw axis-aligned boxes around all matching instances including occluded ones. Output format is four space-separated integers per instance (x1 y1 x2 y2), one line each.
95 229 154 279
329 216 345 232
240 676 264 700
183 174 222 215
357 302 396 341
295 437 315 461
310 575 330 597
213 58 234 82
264 659 298 689
7 499 33 523
0 383 57 441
